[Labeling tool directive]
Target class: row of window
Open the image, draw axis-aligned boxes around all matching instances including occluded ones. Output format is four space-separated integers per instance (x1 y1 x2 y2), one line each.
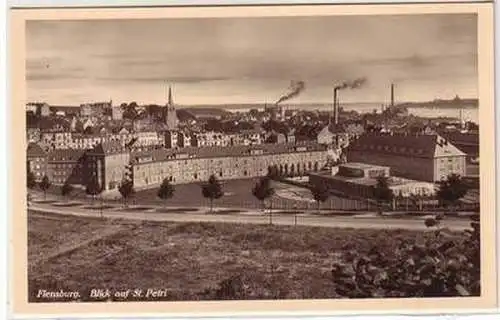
360 144 425 155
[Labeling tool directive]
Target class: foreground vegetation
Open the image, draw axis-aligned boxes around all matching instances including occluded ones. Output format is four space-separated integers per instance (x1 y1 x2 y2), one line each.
28 214 480 301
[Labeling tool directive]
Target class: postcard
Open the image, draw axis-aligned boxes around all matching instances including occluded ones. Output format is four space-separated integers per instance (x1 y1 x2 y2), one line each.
8 2 497 318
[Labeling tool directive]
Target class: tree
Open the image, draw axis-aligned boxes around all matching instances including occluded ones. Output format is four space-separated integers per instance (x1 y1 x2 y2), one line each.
157 178 175 206
252 176 275 212
118 178 135 207
310 182 330 213
372 176 394 215
27 169 37 190
266 165 280 180
39 175 51 200
123 102 138 120
83 126 94 135
436 173 469 211
61 182 74 199
86 175 102 204
201 174 223 213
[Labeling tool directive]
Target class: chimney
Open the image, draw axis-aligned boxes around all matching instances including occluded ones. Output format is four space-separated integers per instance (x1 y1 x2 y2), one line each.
390 83 395 107
333 88 339 125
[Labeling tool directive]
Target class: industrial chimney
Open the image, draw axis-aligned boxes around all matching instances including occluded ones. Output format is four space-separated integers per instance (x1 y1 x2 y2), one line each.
390 83 395 108
333 88 338 125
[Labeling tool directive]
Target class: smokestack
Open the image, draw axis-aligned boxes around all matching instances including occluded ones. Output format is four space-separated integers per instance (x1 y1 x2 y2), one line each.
459 106 464 130
333 88 338 125
390 83 395 107
334 88 339 125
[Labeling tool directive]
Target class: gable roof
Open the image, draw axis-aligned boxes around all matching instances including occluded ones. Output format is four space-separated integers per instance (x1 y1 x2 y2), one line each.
27 143 46 158
347 133 465 159
130 142 327 164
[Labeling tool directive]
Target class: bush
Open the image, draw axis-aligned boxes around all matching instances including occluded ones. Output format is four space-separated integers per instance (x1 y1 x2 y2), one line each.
327 216 480 298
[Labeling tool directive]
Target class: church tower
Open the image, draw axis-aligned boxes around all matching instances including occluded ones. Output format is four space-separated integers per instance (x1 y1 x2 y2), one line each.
164 84 178 130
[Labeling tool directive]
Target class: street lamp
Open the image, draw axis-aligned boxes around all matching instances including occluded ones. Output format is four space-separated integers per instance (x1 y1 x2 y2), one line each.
269 198 273 225
293 204 298 226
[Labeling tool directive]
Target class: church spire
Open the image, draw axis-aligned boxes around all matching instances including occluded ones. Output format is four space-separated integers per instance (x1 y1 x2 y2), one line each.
168 85 173 107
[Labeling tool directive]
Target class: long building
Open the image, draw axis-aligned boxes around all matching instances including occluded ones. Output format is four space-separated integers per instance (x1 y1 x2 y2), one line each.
346 133 467 182
27 141 329 191
131 143 328 189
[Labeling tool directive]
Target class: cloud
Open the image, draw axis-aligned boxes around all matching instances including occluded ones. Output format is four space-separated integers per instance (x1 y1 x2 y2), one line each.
95 75 233 84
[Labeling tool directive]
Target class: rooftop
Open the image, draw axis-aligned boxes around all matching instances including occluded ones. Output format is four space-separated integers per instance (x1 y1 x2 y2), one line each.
131 142 327 164
340 162 390 170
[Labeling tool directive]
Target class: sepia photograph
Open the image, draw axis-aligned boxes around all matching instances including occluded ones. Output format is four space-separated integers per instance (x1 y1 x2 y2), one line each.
9 2 497 316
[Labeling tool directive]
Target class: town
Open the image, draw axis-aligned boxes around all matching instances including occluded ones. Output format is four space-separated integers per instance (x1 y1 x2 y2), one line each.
25 82 479 213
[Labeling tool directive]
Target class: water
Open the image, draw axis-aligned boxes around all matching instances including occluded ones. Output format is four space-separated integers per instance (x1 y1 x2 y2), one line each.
227 103 479 124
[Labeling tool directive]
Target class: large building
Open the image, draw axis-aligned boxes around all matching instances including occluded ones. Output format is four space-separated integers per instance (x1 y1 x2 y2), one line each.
131 142 329 189
346 133 467 182
46 149 87 185
27 140 328 192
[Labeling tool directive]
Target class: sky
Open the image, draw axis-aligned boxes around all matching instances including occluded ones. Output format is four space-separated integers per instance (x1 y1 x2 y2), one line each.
26 14 478 106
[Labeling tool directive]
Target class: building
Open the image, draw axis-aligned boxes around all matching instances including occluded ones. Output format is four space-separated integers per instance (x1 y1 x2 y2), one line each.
49 106 80 118
26 142 48 181
309 162 436 199
131 142 329 189
439 131 479 163
164 130 179 148
317 124 350 148
177 131 193 148
39 103 51 117
228 130 263 146
40 132 74 150
193 131 231 147
111 106 123 120
346 133 467 182
86 141 130 191
46 149 87 185
80 101 111 118
135 131 161 147
26 128 41 143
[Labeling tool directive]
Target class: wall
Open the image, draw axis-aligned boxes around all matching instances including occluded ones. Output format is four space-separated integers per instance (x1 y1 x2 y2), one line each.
27 156 48 181
348 151 434 182
103 153 130 190
433 155 467 181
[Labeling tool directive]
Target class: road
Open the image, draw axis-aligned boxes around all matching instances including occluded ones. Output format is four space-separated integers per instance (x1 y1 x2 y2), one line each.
28 201 472 232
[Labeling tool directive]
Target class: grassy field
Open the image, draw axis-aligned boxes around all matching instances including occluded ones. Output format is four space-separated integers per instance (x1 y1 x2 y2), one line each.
28 213 475 302
42 178 370 211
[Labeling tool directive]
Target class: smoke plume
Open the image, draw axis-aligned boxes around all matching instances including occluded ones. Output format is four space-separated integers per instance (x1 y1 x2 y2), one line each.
335 78 367 91
276 80 305 105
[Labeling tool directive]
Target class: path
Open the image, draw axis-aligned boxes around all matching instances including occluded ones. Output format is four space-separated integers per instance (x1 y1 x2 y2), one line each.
29 200 473 232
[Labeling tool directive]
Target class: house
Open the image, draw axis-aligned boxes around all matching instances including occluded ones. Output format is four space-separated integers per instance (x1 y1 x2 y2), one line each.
346 133 467 182
317 124 350 148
